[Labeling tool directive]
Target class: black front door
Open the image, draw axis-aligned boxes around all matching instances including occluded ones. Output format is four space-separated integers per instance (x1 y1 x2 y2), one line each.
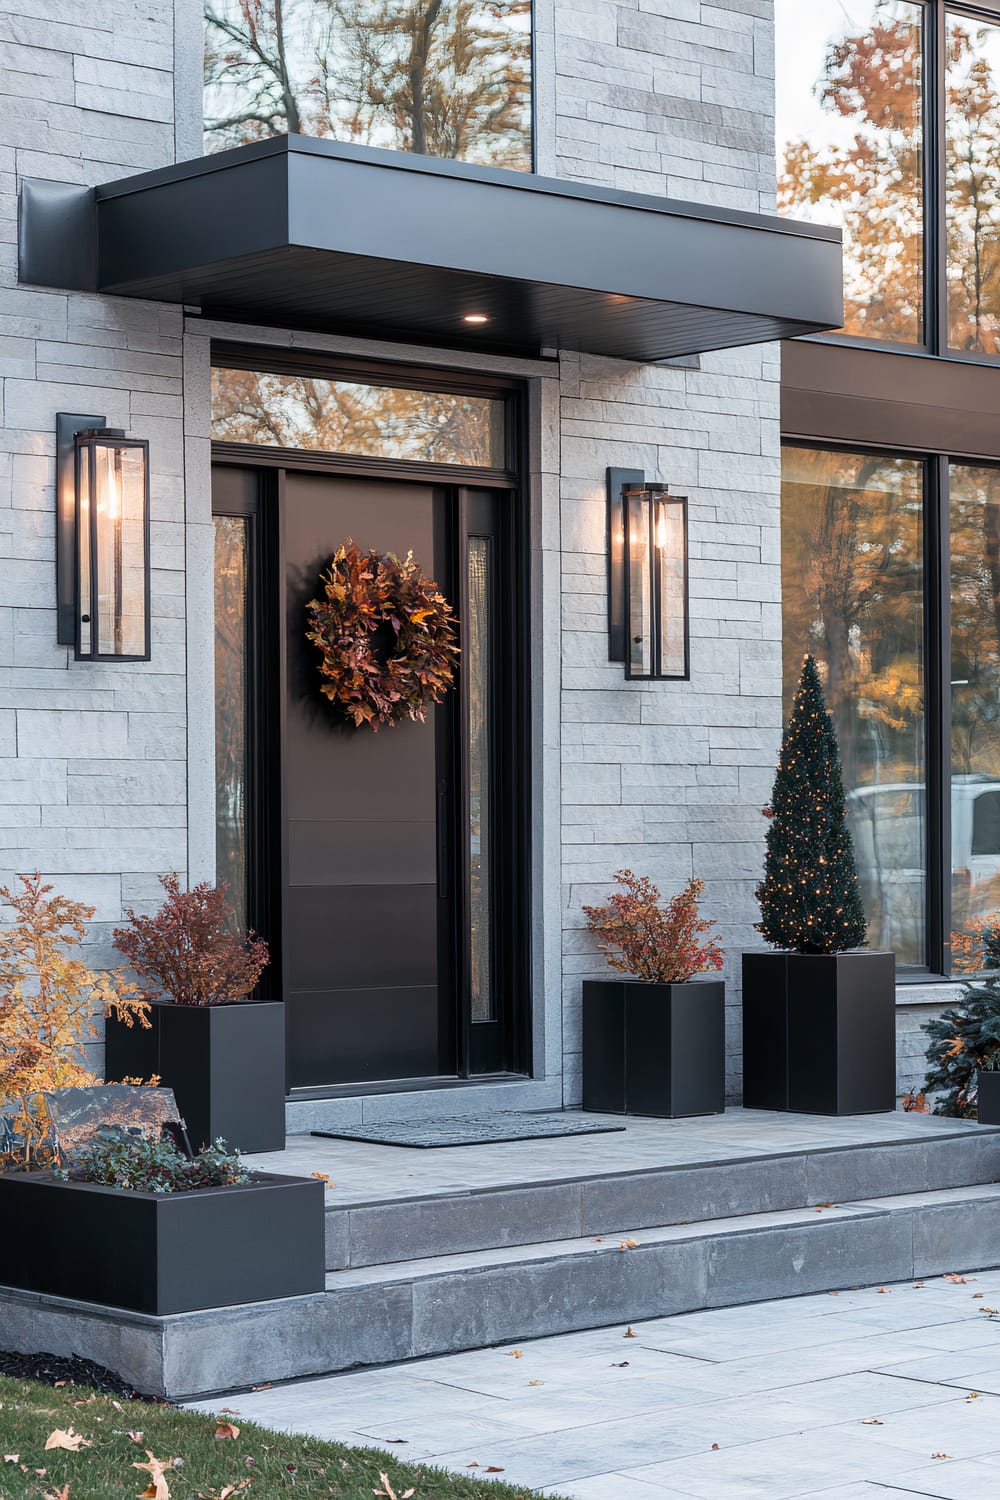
213 461 527 1092
283 471 452 1086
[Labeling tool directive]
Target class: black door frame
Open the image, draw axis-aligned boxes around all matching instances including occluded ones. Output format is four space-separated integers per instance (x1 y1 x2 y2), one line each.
210 352 532 1096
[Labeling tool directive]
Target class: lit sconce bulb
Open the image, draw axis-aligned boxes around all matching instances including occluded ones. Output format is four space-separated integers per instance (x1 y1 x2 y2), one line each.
463 313 490 325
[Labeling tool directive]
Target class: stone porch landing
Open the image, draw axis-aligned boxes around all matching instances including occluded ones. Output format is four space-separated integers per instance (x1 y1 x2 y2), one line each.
2 1109 999 1400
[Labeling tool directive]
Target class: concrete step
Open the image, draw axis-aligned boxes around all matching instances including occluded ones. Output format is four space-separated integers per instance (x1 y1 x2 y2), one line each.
7 1177 1000 1399
323 1124 1000 1270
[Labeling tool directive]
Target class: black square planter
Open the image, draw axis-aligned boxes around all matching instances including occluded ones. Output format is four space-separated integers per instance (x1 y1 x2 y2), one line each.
742 950 896 1115
0 1171 324 1314
105 1002 286 1154
582 978 725 1118
978 1071 1000 1124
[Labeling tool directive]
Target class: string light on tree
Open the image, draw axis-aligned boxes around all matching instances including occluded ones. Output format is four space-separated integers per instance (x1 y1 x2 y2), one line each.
756 654 868 954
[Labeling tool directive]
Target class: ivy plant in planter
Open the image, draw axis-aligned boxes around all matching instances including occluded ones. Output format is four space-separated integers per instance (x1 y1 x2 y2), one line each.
744 655 895 1115
581 872 725 1118
105 876 284 1154
920 921 1000 1123
0 1125 323 1315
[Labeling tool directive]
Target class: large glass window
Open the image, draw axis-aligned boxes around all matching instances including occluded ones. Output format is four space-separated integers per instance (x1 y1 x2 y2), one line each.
951 463 1000 942
777 1 1000 359
204 0 532 170
781 446 926 964
776 0 924 344
211 366 507 467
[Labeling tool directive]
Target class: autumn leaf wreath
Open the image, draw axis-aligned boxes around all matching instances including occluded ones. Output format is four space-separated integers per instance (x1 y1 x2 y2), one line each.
305 540 459 730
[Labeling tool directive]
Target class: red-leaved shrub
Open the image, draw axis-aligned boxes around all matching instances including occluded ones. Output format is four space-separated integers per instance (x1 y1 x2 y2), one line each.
583 871 724 984
113 874 269 1008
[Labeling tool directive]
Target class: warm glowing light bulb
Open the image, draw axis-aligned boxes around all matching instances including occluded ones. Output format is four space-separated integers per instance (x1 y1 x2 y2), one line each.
463 313 489 325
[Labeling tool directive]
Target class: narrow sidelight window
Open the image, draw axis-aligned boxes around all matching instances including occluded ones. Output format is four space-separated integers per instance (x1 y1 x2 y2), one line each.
214 514 251 930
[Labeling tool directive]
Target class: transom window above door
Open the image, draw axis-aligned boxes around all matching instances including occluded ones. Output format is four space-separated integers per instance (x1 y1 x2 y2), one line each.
776 0 1000 359
203 0 532 171
211 363 508 469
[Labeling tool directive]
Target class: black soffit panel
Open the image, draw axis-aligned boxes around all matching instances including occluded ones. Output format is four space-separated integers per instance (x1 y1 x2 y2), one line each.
19 136 843 363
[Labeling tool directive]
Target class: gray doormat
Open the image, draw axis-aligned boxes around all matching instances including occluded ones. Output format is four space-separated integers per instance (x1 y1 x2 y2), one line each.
311 1112 626 1148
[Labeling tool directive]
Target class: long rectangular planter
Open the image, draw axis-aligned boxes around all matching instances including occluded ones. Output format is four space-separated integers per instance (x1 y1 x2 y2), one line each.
978 1071 1000 1124
582 978 725 1117
105 1002 286 1154
0 1171 324 1315
742 950 896 1115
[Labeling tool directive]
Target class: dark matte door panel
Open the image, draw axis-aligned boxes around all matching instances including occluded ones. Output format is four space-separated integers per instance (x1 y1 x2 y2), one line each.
283 471 452 1087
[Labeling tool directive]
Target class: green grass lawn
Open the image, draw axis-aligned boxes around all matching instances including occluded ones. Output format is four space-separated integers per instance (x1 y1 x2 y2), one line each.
0 1375 548 1500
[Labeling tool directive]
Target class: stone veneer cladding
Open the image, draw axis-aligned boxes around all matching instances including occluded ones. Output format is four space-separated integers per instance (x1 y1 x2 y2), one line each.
0 0 191 1074
543 0 782 1101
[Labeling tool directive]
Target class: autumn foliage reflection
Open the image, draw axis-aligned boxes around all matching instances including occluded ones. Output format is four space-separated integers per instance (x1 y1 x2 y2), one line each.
779 2 1000 352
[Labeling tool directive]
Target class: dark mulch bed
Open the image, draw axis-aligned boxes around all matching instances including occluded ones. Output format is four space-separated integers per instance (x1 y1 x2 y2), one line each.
0 1350 169 1402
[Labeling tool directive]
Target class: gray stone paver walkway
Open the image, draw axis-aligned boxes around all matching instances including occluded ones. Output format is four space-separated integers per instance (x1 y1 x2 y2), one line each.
187 1271 1000 1498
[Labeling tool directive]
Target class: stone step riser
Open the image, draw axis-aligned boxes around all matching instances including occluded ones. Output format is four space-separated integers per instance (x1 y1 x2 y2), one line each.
323 1133 1000 1270
8 1186 1000 1400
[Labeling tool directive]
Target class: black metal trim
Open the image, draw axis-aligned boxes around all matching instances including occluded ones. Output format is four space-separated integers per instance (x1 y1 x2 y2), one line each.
211 441 516 490
55 412 104 646
72 430 151 663
605 467 643 663
210 341 525 400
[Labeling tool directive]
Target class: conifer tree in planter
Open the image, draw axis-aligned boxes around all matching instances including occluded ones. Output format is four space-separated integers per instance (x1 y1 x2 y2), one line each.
920 920 1000 1123
105 876 284 1153
744 655 896 1115
582 873 725 1117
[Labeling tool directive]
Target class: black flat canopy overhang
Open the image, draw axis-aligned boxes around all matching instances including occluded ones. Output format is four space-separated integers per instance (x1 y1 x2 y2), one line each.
20 136 842 362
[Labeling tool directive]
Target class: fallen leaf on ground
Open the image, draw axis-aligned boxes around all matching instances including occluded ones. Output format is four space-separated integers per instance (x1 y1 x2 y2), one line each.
220 1407 240 1415
619 1238 638 1251
624 1327 636 1338
484 1466 504 1473
383 1438 408 1444
861 1418 884 1425
944 1274 973 1283
973 1293 984 1299
981 1306 999 1314
932 1452 952 1460
199 1483 251 1498
467 1461 479 1467
593 1238 603 1243
214 1422 240 1440
250 1383 272 1392
528 1380 542 1387
506 1350 522 1359
711 1443 720 1451
876 1288 891 1295
43 1488 70 1500
133 1450 177 1500
44 1430 90 1452
373 1474 414 1500
127 1432 144 1443
3 1455 18 1463
912 1282 925 1289
611 1361 630 1368
967 1392 980 1400
311 1173 335 1188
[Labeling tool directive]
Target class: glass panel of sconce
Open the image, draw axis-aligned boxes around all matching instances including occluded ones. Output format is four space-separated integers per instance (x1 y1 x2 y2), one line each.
618 483 689 682
66 427 150 663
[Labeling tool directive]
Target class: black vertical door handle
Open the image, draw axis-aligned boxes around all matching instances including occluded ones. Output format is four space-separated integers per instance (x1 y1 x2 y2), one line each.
437 780 449 899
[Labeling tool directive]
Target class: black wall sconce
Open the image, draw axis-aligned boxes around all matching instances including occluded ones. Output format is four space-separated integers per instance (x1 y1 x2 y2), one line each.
606 467 689 681
56 413 150 661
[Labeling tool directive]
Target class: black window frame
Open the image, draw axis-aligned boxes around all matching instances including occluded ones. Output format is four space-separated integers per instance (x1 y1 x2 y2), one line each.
785 0 1000 366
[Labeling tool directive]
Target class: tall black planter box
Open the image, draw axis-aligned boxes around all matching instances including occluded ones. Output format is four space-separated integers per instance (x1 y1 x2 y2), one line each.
978 1071 1000 1124
0 1172 324 1315
582 979 725 1118
742 950 896 1115
105 1002 285 1154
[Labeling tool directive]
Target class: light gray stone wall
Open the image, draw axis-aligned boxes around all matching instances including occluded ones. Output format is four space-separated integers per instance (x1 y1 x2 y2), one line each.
550 0 782 1101
0 2 189 1072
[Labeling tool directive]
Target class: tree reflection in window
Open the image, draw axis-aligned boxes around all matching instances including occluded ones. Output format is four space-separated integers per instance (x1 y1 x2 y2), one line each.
951 464 1000 953
211 367 505 468
214 515 250 932
776 0 923 343
204 0 532 171
781 446 926 965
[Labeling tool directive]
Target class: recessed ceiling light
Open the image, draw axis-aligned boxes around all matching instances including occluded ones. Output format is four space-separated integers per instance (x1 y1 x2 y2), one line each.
463 313 490 324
